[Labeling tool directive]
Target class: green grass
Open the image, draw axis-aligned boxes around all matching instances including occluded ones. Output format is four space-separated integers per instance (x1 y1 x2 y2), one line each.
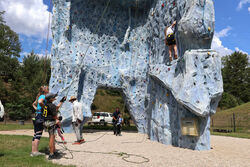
212 102 250 129
211 102 250 139
0 134 75 167
92 89 126 113
0 123 33 131
211 131 250 139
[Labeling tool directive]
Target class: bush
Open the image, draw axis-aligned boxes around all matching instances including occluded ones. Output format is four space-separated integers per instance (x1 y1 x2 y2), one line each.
106 89 121 96
91 103 98 110
219 92 240 110
6 103 32 120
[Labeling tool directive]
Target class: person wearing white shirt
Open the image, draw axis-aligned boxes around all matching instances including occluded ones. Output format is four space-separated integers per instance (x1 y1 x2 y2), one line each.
69 96 84 145
164 20 178 62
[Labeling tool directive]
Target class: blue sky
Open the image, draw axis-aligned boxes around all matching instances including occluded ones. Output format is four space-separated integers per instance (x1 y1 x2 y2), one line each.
213 0 250 55
0 0 249 60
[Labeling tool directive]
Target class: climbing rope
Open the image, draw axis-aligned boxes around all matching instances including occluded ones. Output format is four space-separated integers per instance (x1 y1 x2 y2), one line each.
42 0 52 84
63 0 112 97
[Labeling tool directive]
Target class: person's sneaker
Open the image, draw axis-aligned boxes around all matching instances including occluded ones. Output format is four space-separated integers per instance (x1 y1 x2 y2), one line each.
48 153 57 160
30 152 45 157
72 141 81 145
79 139 85 143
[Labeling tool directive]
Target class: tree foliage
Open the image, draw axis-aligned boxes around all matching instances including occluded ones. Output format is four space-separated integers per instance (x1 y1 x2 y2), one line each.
222 52 250 102
0 12 51 120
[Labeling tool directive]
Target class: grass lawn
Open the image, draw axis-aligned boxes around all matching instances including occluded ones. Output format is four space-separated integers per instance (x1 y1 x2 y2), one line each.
211 131 250 139
0 134 75 167
0 123 33 131
211 102 250 139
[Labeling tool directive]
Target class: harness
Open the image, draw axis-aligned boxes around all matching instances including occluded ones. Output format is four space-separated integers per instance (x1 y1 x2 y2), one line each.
166 33 175 44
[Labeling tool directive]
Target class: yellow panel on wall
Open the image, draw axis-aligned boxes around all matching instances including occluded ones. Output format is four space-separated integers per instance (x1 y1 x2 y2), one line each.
181 118 199 136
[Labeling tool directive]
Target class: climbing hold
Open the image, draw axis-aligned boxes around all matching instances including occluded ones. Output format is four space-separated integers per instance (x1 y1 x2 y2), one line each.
168 68 170 71
208 27 211 31
166 93 169 97
207 52 211 55
151 11 155 16
160 104 162 108
173 1 176 6
162 3 164 8
152 101 154 104
59 80 62 83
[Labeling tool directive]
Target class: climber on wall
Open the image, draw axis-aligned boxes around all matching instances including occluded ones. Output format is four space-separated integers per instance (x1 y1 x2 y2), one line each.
164 20 178 62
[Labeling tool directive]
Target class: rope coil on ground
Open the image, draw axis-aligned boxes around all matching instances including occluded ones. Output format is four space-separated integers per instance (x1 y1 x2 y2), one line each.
55 140 150 164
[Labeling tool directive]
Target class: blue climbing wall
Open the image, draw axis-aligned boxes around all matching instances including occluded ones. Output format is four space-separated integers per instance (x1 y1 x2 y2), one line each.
50 0 223 150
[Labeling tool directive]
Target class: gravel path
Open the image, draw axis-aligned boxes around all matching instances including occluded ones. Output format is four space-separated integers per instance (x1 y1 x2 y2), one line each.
1 130 250 167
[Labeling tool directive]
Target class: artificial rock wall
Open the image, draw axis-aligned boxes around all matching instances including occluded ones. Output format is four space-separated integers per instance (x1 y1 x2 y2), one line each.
50 0 223 150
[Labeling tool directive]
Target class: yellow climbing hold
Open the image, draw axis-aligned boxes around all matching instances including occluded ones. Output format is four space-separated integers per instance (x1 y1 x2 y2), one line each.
166 93 169 97
152 101 154 104
208 27 211 31
207 52 211 56
160 104 162 108
59 80 62 83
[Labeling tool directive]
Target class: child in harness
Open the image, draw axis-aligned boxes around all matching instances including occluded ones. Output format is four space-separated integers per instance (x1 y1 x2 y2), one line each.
164 20 178 62
116 114 123 136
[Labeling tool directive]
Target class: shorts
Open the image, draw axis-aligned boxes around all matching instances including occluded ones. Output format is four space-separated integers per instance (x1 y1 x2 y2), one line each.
44 120 56 135
166 34 176 46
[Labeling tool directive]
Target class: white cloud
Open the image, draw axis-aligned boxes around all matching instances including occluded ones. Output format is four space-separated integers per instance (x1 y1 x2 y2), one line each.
215 26 232 38
211 34 233 57
212 27 249 57
212 27 234 57
21 51 51 60
0 0 52 39
237 0 250 10
235 47 248 55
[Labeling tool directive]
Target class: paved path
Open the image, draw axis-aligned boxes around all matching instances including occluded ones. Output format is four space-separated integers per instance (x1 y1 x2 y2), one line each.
1 130 250 167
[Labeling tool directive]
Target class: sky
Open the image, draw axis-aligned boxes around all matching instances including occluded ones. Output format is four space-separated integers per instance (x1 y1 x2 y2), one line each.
0 0 249 60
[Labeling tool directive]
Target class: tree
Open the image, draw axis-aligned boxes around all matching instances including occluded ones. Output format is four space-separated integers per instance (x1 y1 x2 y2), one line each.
22 51 51 98
222 51 250 103
0 11 21 58
0 11 21 81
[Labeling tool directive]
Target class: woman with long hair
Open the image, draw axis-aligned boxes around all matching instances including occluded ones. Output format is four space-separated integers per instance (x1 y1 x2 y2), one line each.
31 85 49 157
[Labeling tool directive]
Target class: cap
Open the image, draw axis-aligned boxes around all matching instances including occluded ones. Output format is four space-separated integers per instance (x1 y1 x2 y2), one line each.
45 93 57 101
69 96 77 102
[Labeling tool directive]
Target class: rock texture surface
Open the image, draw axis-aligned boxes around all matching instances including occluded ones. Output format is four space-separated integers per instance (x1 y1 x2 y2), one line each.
50 0 223 150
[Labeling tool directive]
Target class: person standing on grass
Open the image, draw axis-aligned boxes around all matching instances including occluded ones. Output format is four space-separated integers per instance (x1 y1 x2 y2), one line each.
43 93 66 160
31 85 49 157
69 96 85 145
112 107 120 135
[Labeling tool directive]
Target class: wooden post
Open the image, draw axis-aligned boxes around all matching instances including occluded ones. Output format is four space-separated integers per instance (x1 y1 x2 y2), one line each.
233 113 236 132
211 118 214 127
231 117 233 128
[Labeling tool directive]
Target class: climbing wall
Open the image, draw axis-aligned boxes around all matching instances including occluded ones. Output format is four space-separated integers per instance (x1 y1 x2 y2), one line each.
50 0 223 150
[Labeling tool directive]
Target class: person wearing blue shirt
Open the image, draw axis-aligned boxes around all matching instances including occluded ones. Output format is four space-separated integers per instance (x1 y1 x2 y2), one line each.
31 86 49 157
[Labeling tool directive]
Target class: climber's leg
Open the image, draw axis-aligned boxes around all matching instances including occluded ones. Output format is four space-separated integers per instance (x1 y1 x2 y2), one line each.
173 44 178 59
169 45 173 62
